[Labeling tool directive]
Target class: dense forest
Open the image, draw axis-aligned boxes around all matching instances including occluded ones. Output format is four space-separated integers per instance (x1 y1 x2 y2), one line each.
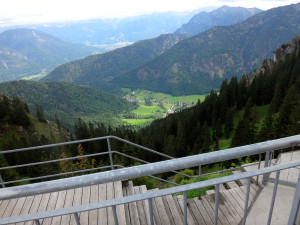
0 94 71 184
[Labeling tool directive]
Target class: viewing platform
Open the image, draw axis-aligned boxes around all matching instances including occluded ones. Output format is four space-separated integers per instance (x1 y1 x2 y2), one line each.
0 135 299 225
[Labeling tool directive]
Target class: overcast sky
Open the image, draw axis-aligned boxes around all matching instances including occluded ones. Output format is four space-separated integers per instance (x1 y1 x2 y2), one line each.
1 0 299 26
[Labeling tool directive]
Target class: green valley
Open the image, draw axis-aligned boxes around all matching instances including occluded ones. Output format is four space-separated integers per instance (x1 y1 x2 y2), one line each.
121 89 206 126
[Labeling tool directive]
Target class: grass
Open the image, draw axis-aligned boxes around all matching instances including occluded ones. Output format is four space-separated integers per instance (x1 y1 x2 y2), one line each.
132 104 164 116
122 89 208 126
123 119 154 125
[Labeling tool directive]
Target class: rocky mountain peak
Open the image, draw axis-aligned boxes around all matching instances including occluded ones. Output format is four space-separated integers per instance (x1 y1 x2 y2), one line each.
273 35 300 62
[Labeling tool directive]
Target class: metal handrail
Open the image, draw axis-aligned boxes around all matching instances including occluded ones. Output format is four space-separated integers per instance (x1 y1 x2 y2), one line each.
0 161 299 225
1 134 300 200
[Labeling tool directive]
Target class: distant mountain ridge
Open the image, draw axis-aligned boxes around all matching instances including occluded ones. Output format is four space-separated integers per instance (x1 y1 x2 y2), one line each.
42 33 189 92
175 5 262 35
0 29 99 82
111 3 300 95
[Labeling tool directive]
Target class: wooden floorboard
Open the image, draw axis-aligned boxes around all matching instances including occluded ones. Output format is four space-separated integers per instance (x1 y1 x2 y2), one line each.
174 195 196 225
60 189 75 225
0 181 261 225
164 195 183 225
188 198 207 225
114 181 127 225
133 186 148 225
98 183 108 225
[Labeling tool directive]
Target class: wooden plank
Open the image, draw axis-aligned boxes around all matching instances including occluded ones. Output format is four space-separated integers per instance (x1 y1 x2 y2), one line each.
139 185 156 225
220 191 243 218
114 181 127 225
98 184 108 225
228 189 245 210
164 195 183 225
2 198 18 218
235 187 253 203
80 186 91 225
174 195 196 225
16 196 35 225
89 185 99 225
239 186 255 201
70 188 82 225
60 189 75 225
192 198 214 225
42 191 59 225
153 196 172 225
133 186 148 225
219 192 242 221
127 181 141 225
0 200 11 217
51 190 67 225
24 194 44 225
206 194 237 225
149 189 162 225
122 182 131 225
187 198 207 225
203 195 231 225
11 197 26 217
107 182 115 225
200 195 223 225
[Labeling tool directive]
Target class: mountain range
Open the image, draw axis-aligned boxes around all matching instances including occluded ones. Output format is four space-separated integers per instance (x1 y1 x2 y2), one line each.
43 3 300 95
175 5 262 35
0 29 99 82
41 33 188 92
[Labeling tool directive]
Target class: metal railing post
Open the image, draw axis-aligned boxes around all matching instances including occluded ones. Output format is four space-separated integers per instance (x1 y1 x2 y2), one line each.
288 173 300 225
198 165 202 198
214 184 220 225
256 154 262 185
107 138 114 170
112 205 119 225
242 177 251 225
34 220 41 225
183 191 188 225
148 198 154 225
74 212 81 225
263 151 270 185
0 175 5 188
267 171 280 225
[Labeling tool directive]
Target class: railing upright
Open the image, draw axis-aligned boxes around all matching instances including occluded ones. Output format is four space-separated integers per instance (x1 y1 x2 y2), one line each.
214 184 220 225
241 177 251 225
267 171 280 225
198 165 202 198
107 138 114 170
183 191 188 225
263 151 270 185
0 175 5 188
148 198 154 225
288 173 300 225
256 154 262 185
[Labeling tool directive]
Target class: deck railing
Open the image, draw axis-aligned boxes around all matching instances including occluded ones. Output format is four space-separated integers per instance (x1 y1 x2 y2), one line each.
0 135 300 225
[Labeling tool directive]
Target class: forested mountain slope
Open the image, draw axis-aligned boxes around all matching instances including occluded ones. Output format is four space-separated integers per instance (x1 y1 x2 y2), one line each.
42 34 188 93
0 81 133 130
113 3 300 95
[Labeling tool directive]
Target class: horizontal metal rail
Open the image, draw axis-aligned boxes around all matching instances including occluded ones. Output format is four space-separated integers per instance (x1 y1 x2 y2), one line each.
0 161 299 225
1 134 299 200
0 152 109 171
0 136 173 160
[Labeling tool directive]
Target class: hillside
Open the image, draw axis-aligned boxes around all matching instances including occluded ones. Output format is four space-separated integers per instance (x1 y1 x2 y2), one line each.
112 3 300 95
0 81 133 130
0 94 71 183
42 34 188 93
0 29 99 82
175 5 262 35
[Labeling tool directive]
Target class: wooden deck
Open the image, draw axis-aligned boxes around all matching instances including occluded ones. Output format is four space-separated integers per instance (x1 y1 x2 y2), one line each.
0 179 261 225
